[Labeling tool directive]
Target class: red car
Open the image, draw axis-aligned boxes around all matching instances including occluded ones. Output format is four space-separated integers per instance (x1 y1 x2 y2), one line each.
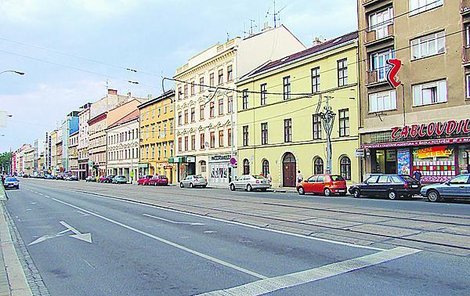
99 175 115 183
149 175 169 186
137 175 153 185
297 174 347 196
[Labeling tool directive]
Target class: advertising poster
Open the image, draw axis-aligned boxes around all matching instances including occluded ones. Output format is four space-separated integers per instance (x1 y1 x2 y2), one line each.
397 148 411 175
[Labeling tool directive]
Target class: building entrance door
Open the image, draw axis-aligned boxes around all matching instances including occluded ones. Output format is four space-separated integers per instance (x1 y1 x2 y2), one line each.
283 153 296 187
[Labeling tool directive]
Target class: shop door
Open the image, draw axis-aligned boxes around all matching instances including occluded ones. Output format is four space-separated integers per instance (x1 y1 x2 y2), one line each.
283 153 296 187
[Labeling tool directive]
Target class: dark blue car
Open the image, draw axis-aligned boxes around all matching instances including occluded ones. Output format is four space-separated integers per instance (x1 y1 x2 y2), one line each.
420 174 470 202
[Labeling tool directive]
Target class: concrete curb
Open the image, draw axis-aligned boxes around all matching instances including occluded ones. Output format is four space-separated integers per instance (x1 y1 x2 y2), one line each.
0 185 33 296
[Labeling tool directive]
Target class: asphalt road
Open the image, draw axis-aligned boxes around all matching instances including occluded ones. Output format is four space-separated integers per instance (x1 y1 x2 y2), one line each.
4 180 470 295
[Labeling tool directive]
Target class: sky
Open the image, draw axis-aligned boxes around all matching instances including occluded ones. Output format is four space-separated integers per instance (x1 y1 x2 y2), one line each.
0 0 357 152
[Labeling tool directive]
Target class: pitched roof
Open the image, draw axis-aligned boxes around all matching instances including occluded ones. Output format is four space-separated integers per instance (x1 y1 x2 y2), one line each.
247 31 358 78
138 90 175 109
107 109 139 129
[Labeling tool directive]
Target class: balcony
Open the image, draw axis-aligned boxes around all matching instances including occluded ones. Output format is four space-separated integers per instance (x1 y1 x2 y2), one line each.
362 0 392 9
365 24 394 46
462 0 470 15
366 69 389 87
463 46 470 66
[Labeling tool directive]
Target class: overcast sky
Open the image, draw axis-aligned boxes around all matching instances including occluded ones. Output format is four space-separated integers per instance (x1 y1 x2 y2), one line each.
0 0 357 152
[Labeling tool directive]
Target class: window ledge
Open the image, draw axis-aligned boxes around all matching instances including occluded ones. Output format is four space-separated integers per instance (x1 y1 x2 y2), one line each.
412 101 447 108
411 51 445 62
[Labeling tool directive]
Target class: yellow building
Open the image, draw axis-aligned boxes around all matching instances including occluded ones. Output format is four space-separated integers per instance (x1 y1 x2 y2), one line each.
236 31 361 188
138 90 176 183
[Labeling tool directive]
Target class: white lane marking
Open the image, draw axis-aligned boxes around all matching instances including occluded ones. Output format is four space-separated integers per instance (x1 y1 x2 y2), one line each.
90 193 384 251
83 259 96 269
204 231 217 234
199 247 421 296
59 221 93 243
48 196 267 280
143 213 205 226
76 210 90 216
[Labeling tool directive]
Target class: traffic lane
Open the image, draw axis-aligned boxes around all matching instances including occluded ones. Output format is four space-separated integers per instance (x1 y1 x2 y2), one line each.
7 187 257 296
26 182 383 278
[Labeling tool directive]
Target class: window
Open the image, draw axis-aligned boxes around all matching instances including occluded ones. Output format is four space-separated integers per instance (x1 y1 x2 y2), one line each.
242 125 249 147
412 79 447 106
466 24 470 47
283 76 291 100
370 49 395 82
227 128 232 146
409 0 443 16
227 65 233 82
210 131 215 148
339 109 350 137
314 157 324 174
369 90 397 113
243 159 250 175
312 114 322 140
191 135 196 150
337 59 348 87
190 81 195 96
209 102 215 118
178 112 182 126
227 96 233 113
218 98 224 115
411 31 445 60
260 83 267 105
200 133 205 149
311 67 320 93
218 69 224 85
284 119 292 143
178 87 182 100
200 161 206 173
340 156 351 180
209 73 215 87
200 105 205 120
190 107 195 122
184 84 188 98
169 120 173 135
262 160 269 177
218 130 224 147
199 77 205 92
261 122 268 145
242 89 249 109
466 74 470 99
184 109 188 124
368 7 393 39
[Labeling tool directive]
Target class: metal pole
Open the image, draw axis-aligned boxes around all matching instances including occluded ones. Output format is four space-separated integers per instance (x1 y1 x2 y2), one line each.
320 95 335 175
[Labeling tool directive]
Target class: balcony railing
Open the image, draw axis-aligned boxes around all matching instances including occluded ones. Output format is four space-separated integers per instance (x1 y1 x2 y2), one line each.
462 0 470 15
366 69 388 86
365 23 394 44
462 46 470 65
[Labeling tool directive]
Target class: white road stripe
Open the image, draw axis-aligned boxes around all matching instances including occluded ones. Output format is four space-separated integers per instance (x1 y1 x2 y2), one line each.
143 213 205 225
48 197 267 280
199 247 420 296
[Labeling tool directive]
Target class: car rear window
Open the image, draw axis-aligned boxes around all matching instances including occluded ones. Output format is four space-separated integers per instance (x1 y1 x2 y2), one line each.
252 175 265 179
5 178 17 182
330 175 345 181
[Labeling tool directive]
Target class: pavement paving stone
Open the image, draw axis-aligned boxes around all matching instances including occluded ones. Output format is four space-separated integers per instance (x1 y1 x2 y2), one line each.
411 215 470 225
378 219 455 232
301 217 363 229
439 226 470 236
266 222 323 237
310 228 392 244
384 239 470 257
324 212 394 224
307 232 384 248
348 224 422 237
404 232 470 249
355 209 423 219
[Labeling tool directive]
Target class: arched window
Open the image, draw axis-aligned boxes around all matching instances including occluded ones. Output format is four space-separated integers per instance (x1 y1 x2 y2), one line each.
200 160 207 173
340 156 351 180
243 159 250 175
262 159 269 177
314 157 324 174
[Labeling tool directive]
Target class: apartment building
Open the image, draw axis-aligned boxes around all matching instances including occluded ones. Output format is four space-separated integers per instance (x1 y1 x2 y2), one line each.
68 131 79 177
78 103 92 180
358 0 470 183
174 25 306 186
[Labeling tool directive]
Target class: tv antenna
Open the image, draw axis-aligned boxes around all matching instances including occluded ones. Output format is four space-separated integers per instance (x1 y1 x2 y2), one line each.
266 0 287 28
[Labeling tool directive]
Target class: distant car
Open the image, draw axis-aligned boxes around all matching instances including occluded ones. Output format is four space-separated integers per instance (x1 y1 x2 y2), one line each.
297 174 347 196
44 174 55 180
180 175 207 188
137 175 153 186
348 174 421 200
420 174 470 202
3 177 20 189
229 175 270 192
149 175 169 186
56 174 65 180
112 175 127 184
99 175 115 183
65 175 78 181
22 174 29 178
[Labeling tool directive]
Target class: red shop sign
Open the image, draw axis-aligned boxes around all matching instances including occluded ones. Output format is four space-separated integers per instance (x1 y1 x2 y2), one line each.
391 119 470 141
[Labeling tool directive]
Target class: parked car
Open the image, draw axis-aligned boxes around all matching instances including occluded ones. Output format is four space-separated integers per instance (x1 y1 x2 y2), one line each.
65 175 78 181
3 177 20 189
149 175 169 186
56 174 65 180
112 175 127 184
420 174 470 202
85 176 96 182
180 175 207 188
99 175 115 183
229 175 270 192
44 174 55 180
348 174 421 200
297 174 347 196
137 175 153 186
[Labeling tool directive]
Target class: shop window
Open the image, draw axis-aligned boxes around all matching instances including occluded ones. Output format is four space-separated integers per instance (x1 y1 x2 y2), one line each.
340 156 351 180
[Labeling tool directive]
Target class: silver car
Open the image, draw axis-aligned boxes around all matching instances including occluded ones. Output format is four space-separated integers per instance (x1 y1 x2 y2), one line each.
180 175 207 188
420 174 470 202
229 175 271 192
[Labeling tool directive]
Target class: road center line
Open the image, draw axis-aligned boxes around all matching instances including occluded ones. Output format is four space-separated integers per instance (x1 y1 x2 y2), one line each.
199 247 421 296
47 196 267 280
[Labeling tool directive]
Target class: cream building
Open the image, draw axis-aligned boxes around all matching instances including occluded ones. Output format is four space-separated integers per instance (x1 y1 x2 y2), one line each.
78 103 92 180
174 25 305 186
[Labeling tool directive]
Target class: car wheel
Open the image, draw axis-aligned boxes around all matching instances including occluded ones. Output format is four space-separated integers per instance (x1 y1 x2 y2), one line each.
353 189 361 198
298 187 305 195
179 182 184 188
230 184 235 191
324 188 331 196
388 190 397 200
189 183 194 188
247 184 252 192
427 190 441 202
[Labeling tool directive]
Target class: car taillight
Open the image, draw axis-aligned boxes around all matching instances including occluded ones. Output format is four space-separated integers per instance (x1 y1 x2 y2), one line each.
404 183 409 189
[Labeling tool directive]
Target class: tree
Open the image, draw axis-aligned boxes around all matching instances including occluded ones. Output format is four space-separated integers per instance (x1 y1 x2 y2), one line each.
0 152 13 174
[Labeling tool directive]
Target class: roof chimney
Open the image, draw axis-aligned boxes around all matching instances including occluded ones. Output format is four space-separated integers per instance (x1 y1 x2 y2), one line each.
313 37 325 47
108 89 117 95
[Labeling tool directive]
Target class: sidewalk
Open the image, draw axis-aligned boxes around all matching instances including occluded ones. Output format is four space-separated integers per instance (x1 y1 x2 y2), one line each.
0 185 32 296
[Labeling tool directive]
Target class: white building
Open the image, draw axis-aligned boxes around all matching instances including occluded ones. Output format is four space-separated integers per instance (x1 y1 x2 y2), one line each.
173 25 305 187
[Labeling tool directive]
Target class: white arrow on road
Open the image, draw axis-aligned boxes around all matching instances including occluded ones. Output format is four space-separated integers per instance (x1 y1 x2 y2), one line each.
28 221 92 246
143 214 205 226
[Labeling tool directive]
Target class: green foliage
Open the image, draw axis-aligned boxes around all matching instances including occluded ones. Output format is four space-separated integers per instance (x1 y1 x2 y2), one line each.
0 152 12 172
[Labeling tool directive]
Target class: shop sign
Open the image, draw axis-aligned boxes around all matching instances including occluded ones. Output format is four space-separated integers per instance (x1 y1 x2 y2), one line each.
164 165 173 169
210 155 231 161
386 59 402 88
391 119 470 141
355 148 365 158
397 149 411 175
186 156 196 163
415 146 453 159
